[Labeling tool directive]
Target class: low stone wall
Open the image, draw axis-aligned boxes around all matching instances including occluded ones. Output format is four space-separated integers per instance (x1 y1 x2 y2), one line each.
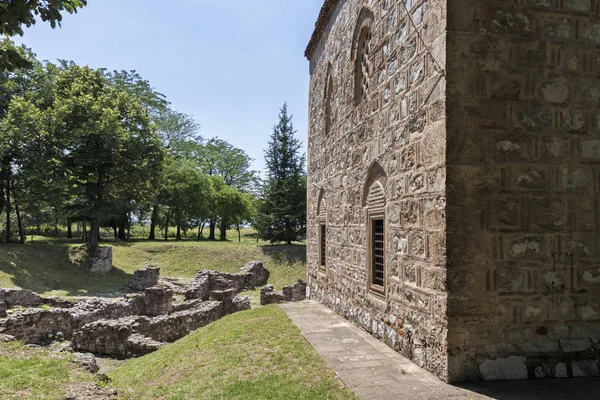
124 267 161 292
260 280 307 305
185 261 270 300
72 293 251 357
0 297 145 344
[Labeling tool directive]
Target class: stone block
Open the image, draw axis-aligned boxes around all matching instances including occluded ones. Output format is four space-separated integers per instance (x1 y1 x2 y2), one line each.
125 267 161 292
572 360 600 377
0 288 43 307
479 356 528 381
144 286 173 317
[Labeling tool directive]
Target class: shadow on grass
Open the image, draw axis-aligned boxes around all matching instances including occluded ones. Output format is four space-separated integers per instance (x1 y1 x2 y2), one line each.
259 244 307 265
0 243 132 298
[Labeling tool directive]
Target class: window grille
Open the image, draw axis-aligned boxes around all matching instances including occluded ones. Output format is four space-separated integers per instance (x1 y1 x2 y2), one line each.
372 219 385 287
320 224 326 268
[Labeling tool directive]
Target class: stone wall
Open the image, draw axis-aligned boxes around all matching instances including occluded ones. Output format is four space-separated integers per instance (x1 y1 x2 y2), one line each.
306 0 449 381
446 0 600 382
306 0 600 382
0 297 145 344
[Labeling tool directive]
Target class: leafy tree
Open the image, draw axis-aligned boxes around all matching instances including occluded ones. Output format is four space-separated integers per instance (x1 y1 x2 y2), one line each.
0 0 87 37
191 138 258 240
214 184 253 241
255 103 306 244
0 1 87 71
47 65 163 249
159 160 211 241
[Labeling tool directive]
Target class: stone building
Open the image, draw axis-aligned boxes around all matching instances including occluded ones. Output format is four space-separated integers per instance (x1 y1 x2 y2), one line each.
305 0 600 383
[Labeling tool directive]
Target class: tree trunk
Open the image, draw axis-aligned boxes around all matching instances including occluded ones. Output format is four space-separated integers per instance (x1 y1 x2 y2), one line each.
208 218 216 241
4 159 11 243
54 221 58 238
176 225 181 241
67 219 73 239
197 221 206 241
89 221 100 250
164 208 171 242
112 225 118 239
11 182 24 244
82 221 87 243
127 212 132 240
37 215 41 235
117 214 126 240
182 227 187 238
237 224 241 243
219 220 227 241
148 205 158 240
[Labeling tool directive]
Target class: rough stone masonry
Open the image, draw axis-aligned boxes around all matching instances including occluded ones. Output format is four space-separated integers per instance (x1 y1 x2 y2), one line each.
305 0 600 383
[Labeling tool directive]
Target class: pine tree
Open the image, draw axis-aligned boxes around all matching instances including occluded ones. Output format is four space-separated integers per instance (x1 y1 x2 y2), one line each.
256 103 306 244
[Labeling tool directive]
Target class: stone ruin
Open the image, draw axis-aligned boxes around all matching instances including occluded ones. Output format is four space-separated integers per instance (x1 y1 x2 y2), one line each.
260 280 307 305
184 261 270 300
0 261 308 361
0 262 267 358
124 267 160 292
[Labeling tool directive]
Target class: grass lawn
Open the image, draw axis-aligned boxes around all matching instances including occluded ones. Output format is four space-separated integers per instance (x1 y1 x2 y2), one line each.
0 230 355 400
0 228 306 298
0 342 97 399
109 306 356 400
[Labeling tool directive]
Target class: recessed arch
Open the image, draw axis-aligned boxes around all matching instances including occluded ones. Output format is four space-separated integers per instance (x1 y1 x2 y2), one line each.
351 7 375 106
317 187 327 219
362 161 388 208
324 62 335 135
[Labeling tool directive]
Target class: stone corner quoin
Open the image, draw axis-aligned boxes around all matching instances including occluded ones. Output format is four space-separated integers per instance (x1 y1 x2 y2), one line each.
304 0 600 383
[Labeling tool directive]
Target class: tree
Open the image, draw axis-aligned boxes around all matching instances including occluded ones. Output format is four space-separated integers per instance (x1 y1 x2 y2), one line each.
159 160 211 241
255 103 306 244
48 65 163 249
0 0 87 37
214 184 253 241
0 1 87 71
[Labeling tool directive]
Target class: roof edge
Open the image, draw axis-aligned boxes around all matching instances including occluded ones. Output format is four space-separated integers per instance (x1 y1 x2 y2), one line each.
305 0 340 60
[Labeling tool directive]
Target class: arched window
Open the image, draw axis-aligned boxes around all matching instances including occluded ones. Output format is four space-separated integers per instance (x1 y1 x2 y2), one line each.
363 162 387 295
351 7 374 106
355 29 372 105
324 63 334 135
317 189 327 270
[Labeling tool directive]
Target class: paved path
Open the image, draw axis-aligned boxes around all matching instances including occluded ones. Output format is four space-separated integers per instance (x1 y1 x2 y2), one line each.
281 301 600 400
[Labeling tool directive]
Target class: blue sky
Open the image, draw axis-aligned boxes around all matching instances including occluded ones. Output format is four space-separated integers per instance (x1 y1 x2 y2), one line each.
14 0 324 174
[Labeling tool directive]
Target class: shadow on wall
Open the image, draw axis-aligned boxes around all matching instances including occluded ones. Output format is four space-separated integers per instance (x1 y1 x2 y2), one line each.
456 376 600 399
0 243 132 298
260 244 307 266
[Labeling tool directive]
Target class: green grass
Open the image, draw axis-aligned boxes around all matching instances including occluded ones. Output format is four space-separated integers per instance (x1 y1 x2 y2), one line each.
0 342 97 399
0 228 306 298
109 306 356 400
0 230 352 400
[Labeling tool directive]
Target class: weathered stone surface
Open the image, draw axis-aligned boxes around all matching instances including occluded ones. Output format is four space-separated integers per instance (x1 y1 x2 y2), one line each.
73 352 99 373
0 333 15 342
71 297 247 357
283 280 307 302
144 286 173 316
479 357 528 381
88 247 113 274
306 0 600 383
260 285 286 305
0 296 145 344
0 288 43 307
184 261 270 300
124 267 160 292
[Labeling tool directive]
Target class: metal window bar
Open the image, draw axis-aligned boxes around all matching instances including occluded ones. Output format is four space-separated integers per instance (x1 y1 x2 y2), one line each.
320 224 326 267
372 219 385 287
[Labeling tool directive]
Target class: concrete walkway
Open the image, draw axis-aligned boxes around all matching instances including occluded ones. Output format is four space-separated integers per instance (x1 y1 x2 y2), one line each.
281 301 600 400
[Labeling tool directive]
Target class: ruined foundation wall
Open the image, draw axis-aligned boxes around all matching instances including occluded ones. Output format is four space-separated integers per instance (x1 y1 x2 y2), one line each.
446 0 600 382
306 0 449 380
